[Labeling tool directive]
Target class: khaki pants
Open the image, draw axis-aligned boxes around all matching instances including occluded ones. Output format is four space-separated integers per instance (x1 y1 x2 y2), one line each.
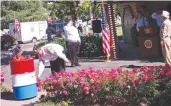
161 37 171 65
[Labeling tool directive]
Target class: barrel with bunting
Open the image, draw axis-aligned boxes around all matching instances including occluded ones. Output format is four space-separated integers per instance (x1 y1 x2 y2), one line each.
10 55 37 100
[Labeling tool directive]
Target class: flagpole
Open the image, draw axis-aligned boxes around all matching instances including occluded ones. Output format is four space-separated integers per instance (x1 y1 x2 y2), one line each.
101 0 111 62
14 11 16 37
14 11 15 28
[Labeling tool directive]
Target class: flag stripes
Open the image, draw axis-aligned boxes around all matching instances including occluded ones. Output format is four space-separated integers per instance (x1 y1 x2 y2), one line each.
101 3 110 56
14 19 21 36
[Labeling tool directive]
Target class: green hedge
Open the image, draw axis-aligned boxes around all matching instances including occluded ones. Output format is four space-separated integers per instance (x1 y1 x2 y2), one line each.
1 34 16 50
35 36 105 58
79 36 105 57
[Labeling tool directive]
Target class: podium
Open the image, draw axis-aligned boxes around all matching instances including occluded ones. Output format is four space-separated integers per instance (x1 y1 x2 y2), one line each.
137 26 161 57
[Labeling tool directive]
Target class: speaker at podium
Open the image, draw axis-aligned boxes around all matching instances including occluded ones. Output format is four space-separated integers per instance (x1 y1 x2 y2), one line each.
92 20 102 33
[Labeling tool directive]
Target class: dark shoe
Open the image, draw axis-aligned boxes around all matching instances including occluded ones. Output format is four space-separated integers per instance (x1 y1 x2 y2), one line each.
71 64 75 67
75 64 81 66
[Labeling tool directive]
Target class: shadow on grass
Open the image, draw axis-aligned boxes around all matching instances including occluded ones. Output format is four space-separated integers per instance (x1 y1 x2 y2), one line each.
1 92 14 100
1 92 37 102
45 65 83 69
118 56 164 63
120 65 142 68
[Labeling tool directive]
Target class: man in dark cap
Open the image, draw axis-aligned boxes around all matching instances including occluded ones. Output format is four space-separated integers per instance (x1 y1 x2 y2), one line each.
46 23 57 42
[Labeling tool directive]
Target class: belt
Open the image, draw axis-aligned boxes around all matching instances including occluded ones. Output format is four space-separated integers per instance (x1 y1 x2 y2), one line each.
164 36 170 38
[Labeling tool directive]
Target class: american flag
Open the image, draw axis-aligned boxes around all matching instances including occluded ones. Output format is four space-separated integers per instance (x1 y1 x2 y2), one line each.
14 19 21 36
101 3 110 56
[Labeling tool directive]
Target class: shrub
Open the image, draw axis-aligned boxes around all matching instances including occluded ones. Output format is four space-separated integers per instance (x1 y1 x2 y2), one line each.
0 68 12 93
79 36 105 57
1 34 16 50
0 86 12 93
34 36 105 58
0 71 4 85
38 64 171 106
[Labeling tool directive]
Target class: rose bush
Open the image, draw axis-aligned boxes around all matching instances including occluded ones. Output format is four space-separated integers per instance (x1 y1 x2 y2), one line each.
38 64 171 106
1 34 16 50
0 71 4 85
34 36 105 59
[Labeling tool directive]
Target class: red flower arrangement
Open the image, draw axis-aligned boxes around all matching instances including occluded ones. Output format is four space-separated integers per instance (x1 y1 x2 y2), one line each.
0 71 4 84
38 64 171 105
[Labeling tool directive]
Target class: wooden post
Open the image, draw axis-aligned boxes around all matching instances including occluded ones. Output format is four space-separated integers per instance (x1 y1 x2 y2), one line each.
105 2 119 60
14 12 16 36
70 1 77 27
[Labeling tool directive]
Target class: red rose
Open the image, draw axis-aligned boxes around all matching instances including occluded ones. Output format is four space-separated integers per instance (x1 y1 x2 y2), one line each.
90 85 96 90
166 71 171 77
159 71 165 76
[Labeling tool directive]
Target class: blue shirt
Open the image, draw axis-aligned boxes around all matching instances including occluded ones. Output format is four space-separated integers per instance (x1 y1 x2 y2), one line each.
136 17 149 32
151 13 163 27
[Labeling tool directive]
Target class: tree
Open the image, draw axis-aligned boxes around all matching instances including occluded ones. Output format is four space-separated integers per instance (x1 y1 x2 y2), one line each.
1 1 48 30
46 1 101 20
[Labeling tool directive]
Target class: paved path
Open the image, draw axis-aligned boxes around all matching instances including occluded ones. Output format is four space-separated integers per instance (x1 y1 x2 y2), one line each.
2 59 165 86
1 44 166 106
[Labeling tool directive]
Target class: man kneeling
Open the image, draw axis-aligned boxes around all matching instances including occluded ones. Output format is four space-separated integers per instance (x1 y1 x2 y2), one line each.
36 43 69 78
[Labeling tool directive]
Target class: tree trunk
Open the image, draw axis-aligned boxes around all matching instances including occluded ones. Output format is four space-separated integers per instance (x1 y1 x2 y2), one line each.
70 2 77 27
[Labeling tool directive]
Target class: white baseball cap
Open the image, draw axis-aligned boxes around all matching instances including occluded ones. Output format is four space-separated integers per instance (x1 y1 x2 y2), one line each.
161 10 170 19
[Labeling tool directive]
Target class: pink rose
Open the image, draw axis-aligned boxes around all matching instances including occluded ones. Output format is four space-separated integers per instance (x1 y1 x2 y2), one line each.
51 85 54 89
85 90 89 94
74 85 78 88
132 68 138 74
0 77 4 82
67 83 72 88
80 82 88 89
90 79 94 83
38 87 41 92
84 87 89 94
90 85 95 90
63 90 68 95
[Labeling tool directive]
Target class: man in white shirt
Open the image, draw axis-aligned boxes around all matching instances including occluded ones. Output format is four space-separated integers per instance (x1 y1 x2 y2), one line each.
63 17 81 67
36 43 69 78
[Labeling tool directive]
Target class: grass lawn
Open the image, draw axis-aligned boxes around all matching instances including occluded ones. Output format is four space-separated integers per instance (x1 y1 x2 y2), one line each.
116 26 123 37
116 26 123 40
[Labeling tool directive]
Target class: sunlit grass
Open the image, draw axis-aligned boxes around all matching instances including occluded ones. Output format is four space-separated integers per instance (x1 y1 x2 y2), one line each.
116 26 123 37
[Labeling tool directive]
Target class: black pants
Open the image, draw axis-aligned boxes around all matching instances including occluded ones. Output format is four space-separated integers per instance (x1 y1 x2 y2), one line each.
67 41 81 65
47 34 53 42
50 57 65 75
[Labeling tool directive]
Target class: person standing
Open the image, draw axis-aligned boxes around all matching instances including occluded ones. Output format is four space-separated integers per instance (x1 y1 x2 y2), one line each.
46 23 56 42
151 9 164 56
151 9 163 33
160 10 171 65
63 18 81 67
36 43 69 78
78 24 83 34
135 11 149 33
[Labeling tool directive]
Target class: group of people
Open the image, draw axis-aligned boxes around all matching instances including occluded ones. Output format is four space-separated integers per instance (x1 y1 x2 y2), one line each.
36 17 81 78
36 7 171 78
132 6 171 66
